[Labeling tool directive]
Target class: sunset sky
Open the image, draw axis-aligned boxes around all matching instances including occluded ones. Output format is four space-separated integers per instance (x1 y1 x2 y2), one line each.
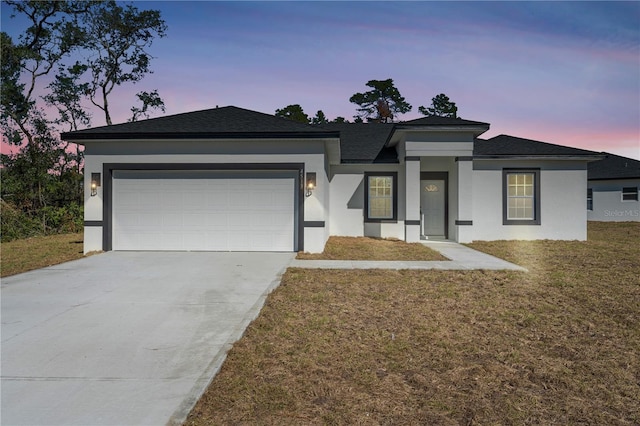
2 1 639 159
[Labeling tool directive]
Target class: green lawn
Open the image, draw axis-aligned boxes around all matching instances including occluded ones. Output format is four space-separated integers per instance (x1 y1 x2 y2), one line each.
186 222 640 425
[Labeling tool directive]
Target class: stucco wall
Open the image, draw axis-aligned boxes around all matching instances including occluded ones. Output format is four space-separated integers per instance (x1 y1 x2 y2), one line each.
82 139 331 253
472 160 588 241
329 164 406 240
402 131 475 158
588 179 640 221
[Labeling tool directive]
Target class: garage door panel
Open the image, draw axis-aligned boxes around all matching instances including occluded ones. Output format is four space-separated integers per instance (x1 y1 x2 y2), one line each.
162 213 183 229
112 170 296 251
268 213 294 229
182 231 209 250
159 231 183 250
263 231 292 249
206 213 229 228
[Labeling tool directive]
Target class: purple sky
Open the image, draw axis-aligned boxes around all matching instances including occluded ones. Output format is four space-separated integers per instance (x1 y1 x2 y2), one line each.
2 1 639 159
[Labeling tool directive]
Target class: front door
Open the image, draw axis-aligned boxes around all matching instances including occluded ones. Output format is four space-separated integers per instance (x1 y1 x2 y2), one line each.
421 177 446 238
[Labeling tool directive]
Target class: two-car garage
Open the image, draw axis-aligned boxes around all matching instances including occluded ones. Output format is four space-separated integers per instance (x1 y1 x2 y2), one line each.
109 168 300 252
62 106 337 254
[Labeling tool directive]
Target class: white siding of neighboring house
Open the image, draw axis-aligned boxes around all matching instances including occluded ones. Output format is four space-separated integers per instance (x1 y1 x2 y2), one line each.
472 160 588 241
588 179 640 221
82 138 333 253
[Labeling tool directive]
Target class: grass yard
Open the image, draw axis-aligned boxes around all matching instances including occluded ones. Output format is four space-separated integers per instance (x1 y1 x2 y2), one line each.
1 232 85 277
186 222 640 425
297 236 448 261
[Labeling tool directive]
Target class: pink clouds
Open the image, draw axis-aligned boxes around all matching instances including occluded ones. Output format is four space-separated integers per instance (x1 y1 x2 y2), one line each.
2 1 638 161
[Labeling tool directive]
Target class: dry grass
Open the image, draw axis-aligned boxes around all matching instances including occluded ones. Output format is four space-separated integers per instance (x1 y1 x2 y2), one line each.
1 232 85 277
297 236 447 261
186 222 640 425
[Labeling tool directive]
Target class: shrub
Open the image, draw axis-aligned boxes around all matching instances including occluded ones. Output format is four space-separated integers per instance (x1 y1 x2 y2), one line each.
1 201 41 242
0 200 83 242
40 203 84 234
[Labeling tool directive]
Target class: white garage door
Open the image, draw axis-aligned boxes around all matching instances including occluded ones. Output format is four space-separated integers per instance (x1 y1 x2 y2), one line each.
112 170 297 251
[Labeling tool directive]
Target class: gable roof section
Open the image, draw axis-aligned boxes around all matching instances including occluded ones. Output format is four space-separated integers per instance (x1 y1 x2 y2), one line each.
61 106 337 140
316 122 396 163
588 152 640 180
401 116 490 127
475 135 602 158
391 116 490 143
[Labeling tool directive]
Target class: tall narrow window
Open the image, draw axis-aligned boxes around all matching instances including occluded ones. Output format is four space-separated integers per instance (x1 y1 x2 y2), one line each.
364 172 397 221
503 169 541 225
622 187 638 201
587 188 593 210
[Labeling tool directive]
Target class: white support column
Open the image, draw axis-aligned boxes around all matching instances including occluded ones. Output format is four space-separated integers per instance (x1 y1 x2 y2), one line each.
456 158 474 243
405 157 421 242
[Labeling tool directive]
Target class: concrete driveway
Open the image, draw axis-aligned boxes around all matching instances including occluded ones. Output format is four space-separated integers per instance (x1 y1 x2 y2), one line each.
1 251 294 426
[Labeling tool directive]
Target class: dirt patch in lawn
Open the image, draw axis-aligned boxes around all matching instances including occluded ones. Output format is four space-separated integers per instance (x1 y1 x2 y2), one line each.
297 236 448 261
186 222 639 425
1 232 86 277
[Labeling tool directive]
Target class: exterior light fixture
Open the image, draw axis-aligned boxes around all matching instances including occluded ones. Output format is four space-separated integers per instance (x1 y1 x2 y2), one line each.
91 173 101 196
305 172 316 197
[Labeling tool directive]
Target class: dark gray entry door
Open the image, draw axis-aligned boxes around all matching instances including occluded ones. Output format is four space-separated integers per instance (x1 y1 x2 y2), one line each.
421 179 446 237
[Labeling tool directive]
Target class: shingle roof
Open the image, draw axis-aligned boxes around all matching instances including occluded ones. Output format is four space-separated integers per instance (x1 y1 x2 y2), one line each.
401 116 490 127
475 135 601 157
588 152 640 180
61 106 336 140
62 106 608 164
316 122 396 163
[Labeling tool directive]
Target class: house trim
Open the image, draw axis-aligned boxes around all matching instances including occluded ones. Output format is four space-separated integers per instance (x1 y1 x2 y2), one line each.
304 221 325 227
476 155 603 161
65 131 338 141
84 220 103 227
102 162 305 252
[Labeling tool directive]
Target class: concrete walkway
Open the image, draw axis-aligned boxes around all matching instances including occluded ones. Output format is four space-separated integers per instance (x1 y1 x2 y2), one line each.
289 240 527 271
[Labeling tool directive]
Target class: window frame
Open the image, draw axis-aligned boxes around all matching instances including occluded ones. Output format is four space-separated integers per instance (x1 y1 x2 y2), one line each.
621 186 638 202
587 188 593 211
364 172 398 222
502 169 541 225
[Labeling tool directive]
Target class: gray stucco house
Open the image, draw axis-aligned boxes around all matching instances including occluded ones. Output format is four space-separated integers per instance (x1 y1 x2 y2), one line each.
62 106 604 254
587 153 640 221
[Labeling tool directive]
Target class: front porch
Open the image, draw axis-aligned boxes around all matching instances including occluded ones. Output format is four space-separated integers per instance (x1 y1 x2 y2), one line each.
404 156 475 244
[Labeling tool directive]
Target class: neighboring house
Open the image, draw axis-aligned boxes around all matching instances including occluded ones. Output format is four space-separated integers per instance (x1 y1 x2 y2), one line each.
62 106 603 254
587 153 640 221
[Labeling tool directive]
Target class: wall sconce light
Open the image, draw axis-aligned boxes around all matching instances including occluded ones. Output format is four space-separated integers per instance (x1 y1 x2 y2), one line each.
305 172 316 197
91 172 101 196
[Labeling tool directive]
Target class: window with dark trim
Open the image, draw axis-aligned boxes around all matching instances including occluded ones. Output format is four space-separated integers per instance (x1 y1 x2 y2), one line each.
503 169 541 225
622 187 638 201
364 172 398 222
587 188 593 211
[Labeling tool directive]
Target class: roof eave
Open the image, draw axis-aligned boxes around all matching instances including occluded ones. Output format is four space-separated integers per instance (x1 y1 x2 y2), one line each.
62 131 340 143
387 124 490 146
474 154 605 161
588 175 640 181
396 124 490 135
340 159 399 164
